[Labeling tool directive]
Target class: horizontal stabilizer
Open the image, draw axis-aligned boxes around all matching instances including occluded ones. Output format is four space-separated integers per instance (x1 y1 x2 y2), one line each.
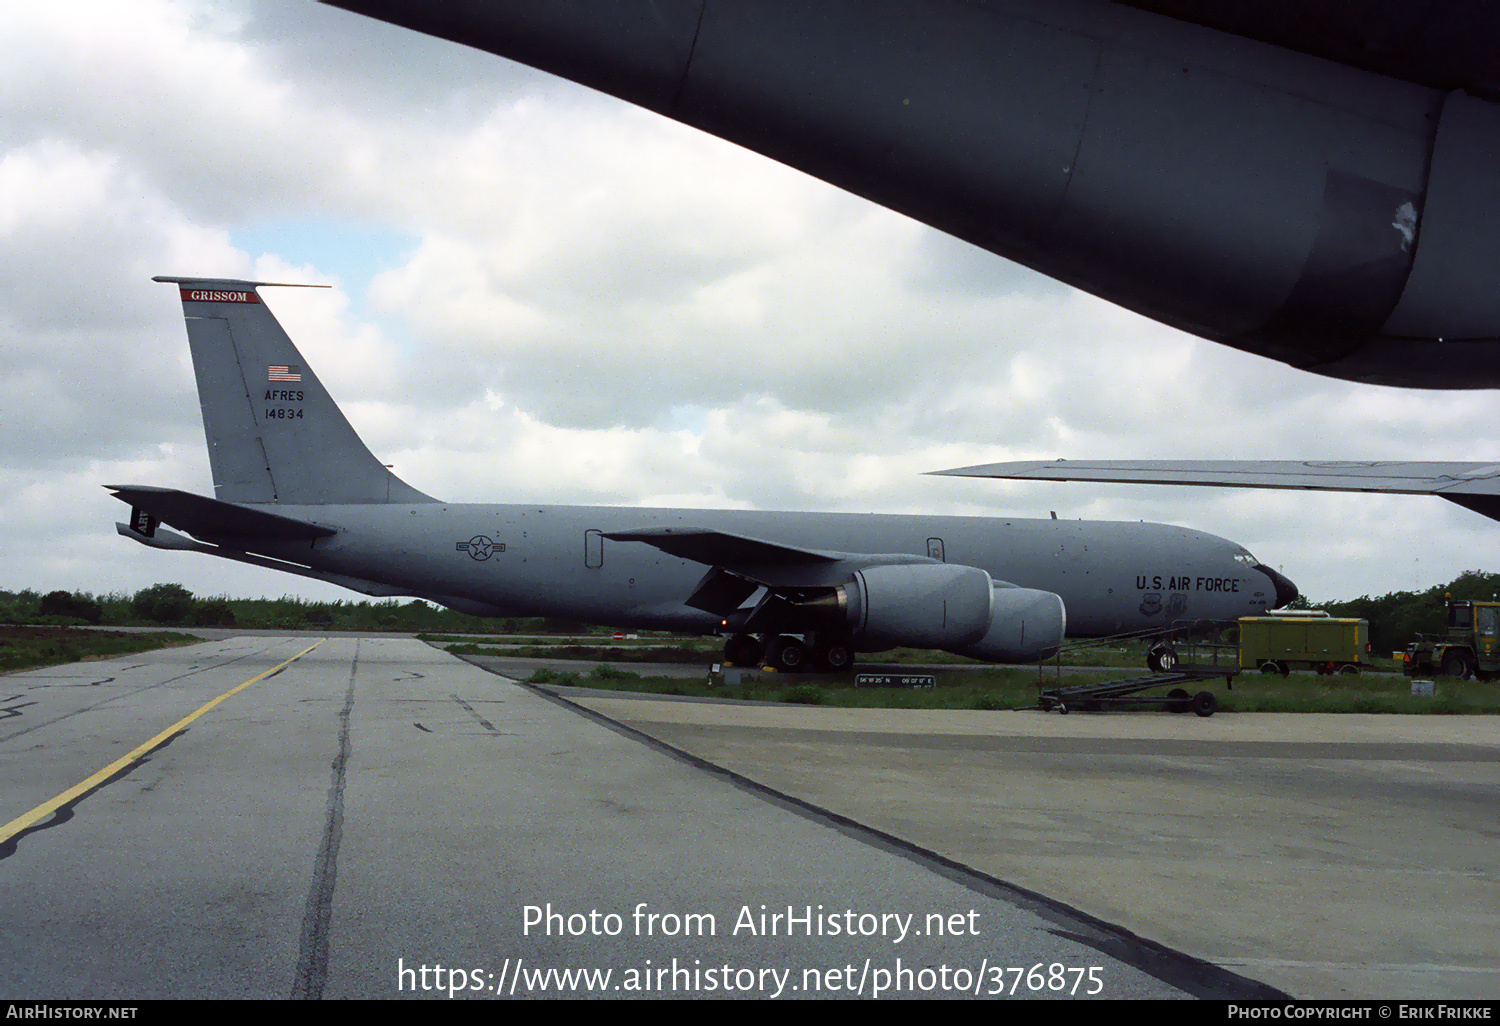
116 521 416 599
107 485 337 541
932 459 1500 522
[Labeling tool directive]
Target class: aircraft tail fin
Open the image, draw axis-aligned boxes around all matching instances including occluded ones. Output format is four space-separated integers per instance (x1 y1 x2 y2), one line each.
155 276 435 505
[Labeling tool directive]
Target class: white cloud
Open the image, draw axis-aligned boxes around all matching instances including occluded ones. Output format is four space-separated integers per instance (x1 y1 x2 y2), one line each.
0 0 1493 611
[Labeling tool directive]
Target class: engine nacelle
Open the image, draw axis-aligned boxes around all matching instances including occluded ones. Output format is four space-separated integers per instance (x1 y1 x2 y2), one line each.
952 583 1067 664
829 563 1065 662
840 563 994 650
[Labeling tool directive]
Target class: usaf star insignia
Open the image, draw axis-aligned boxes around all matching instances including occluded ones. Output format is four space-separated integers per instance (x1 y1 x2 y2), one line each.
456 535 499 560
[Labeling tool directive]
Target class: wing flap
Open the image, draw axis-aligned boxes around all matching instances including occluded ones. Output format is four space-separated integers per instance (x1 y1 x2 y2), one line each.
684 567 762 617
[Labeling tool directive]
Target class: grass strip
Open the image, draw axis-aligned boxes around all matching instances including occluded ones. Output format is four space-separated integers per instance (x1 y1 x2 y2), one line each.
514 662 1499 713
0 626 202 674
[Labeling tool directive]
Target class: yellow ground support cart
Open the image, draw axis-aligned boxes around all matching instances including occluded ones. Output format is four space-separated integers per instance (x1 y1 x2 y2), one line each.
1238 610 1370 677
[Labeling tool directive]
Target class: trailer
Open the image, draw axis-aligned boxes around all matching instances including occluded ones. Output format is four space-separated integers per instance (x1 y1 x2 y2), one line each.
1035 670 1228 716
1238 611 1369 677
1034 637 1238 716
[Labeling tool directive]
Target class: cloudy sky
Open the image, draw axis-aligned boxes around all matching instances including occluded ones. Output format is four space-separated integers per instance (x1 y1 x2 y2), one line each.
3 0 1496 608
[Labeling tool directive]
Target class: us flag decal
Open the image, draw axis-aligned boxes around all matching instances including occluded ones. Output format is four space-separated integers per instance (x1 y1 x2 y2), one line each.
268 365 302 382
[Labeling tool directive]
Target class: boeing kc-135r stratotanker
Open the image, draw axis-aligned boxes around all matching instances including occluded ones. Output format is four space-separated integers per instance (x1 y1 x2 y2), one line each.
109 278 1296 671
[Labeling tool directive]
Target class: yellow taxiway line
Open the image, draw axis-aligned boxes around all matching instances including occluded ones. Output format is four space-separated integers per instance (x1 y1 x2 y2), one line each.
0 639 323 845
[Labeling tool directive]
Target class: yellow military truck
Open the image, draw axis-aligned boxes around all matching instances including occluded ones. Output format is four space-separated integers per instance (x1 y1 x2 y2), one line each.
1404 599 1500 680
1238 610 1370 677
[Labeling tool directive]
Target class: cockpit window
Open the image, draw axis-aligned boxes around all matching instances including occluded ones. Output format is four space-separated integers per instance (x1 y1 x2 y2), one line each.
1233 552 1258 566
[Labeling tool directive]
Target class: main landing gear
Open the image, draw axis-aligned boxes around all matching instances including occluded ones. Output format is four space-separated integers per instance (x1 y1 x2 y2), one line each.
723 633 765 667
722 633 854 673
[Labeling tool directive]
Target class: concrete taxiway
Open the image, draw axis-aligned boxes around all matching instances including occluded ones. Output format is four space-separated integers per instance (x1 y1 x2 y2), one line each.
540 688 1499 1000
1 635 1264 1000
1 636 1493 1000
463 652 1500 1001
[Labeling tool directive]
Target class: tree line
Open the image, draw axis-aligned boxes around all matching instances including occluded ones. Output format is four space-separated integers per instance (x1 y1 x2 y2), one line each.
1286 569 1500 655
0 584 602 635
7 570 1499 647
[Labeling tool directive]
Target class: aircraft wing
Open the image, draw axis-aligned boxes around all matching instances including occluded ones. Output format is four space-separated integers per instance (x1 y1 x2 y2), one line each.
606 526 934 584
932 460 1500 522
321 0 1500 389
606 526 937 617
604 526 841 568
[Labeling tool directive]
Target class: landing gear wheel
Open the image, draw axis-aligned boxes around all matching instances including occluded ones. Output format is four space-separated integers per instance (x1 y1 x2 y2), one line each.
766 635 809 673
814 641 854 673
1167 687 1191 713
723 634 764 667
1147 644 1178 672
1191 691 1217 717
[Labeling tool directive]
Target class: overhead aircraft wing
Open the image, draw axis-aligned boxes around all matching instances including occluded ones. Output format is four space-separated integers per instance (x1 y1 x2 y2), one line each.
932 460 1500 522
107 485 338 541
320 0 1500 389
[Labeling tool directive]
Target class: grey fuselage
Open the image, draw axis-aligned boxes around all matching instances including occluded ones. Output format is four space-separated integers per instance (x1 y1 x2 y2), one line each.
246 501 1278 636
